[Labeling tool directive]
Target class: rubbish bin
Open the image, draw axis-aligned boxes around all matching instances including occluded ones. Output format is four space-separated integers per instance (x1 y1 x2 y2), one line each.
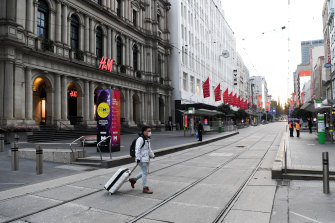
218 126 222 133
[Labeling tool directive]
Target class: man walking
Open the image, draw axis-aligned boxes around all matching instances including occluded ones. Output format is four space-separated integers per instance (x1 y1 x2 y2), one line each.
197 121 204 142
308 118 313 134
296 120 301 138
129 126 155 194
289 120 294 137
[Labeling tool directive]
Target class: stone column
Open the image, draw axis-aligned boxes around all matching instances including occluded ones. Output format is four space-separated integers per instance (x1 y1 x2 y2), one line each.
26 0 34 33
61 3 68 45
50 10 55 41
85 16 90 52
155 94 159 123
111 29 116 59
124 37 128 66
141 92 145 123
67 18 71 47
33 1 38 35
4 61 14 120
61 75 68 120
129 39 133 69
56 1 62 42
25 67 33 120
103 29 107 57
54 74 61 120
106 0 110 10
129 89 133 123
89 81 95 120
90 19 95 54
107 27 112 59
84 80 89 121
79 24 84 51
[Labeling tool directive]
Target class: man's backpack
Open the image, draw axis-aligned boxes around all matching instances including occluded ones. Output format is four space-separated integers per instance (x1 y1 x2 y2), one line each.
130 136 145 157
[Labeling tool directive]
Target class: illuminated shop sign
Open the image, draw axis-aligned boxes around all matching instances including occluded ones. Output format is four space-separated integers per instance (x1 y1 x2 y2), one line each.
99 56 114 72
69 90 77 98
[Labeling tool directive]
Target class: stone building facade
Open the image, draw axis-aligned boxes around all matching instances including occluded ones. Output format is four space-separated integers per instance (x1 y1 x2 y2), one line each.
0 0 172 129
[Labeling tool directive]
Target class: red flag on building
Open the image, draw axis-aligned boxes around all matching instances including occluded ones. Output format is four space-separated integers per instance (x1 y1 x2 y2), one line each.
223 88 229 104
301 92 304 104
228 92 233 105
233 93 237 107
249 96 253 108
202 77 210 98
237 96 241 108
241 98 244 109
292 92 295 102
214 84 221 101
266 101 271 111
245 99 248 110
297 99 300 107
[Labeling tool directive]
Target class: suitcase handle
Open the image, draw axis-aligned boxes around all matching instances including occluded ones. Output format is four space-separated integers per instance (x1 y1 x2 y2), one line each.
129 163 138 175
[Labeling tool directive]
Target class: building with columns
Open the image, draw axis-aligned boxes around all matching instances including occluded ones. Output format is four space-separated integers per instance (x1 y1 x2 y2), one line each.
0 0 172 129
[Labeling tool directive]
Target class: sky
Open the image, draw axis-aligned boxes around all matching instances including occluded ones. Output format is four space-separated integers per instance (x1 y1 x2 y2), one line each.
220 0 324 105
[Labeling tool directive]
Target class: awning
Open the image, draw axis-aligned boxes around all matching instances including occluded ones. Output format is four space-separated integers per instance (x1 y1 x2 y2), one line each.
301 100 333 113
179 109 224 116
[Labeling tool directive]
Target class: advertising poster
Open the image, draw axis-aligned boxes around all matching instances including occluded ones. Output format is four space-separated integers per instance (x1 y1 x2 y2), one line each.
110 90 121 152
96 89 112 152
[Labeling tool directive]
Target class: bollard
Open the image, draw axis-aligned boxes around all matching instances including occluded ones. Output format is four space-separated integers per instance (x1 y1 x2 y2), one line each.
36 145 43 175
0 134 4 152
11 142 19 171
322 152 330 194
14 134 19 143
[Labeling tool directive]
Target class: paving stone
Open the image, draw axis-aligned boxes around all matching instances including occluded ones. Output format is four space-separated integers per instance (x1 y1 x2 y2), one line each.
223 209 270 223
34 185 99 201
70 176 110 190
0 195 61 220
149 164 215 179
71 191 162 217
232 185 276 213
145 201 221 223
224 158 261 169
248 170 277 186
23 203 132 223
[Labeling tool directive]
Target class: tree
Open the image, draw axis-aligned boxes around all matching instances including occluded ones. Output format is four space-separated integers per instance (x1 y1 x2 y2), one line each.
217 104 232 115
235 109 248 120
290 106 313 120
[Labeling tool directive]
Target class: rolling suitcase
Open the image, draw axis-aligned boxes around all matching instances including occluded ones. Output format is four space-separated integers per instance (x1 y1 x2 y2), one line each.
104 164 138 194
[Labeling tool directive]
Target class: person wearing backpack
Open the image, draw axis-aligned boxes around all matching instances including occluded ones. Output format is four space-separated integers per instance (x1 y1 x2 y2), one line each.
129 126 155 194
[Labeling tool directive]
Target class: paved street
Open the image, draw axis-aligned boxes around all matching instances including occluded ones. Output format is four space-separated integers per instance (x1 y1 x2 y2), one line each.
1 122 334 223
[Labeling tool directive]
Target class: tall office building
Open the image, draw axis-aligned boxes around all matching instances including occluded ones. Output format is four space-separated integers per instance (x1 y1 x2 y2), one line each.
301 40 324 64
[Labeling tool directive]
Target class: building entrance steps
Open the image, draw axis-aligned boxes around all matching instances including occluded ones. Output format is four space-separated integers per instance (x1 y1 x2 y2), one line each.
272 128 335 180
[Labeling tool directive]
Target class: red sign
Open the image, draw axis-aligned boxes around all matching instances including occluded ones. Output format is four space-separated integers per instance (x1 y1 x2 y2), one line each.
69 90 77 98
299 70 311 77
214 84 221 101
202 77 210 98
184 115 188 127
266 101 271 111
257 94 262 108
99 56 114 72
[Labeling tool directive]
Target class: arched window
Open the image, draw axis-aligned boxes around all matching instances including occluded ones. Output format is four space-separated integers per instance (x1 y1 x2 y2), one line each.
116 0 121 17
37 0 49 38
157 13 161 29
70 15 79 50
116 36 123 65
96 27 103 59
133 45 138 71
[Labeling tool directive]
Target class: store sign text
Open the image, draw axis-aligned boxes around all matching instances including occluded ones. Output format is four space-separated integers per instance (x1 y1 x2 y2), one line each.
99 56 114 72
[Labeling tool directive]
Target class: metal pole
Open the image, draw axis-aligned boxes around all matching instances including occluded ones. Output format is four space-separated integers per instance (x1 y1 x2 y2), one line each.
36 145 43 175
14 134 19 143
322 152 330 194
0 134 4 152
284 145 287 174
11 142 19 171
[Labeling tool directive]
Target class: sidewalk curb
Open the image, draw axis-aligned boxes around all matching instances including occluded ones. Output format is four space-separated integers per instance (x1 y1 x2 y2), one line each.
271 132 287 179
101 131 240 168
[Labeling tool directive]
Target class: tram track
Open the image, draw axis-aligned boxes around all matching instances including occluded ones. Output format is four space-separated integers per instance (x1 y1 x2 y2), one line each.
5 125 283 223
128 125 284 223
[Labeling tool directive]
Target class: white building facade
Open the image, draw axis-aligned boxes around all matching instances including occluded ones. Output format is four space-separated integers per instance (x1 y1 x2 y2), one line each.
168 0 237 122
0 0 172 129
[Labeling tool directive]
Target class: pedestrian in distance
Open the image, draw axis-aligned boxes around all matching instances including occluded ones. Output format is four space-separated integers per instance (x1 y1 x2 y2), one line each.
289 120 294 137
296 120 301 138
308 118 313 134
129 126 155 194
197 121 204 142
